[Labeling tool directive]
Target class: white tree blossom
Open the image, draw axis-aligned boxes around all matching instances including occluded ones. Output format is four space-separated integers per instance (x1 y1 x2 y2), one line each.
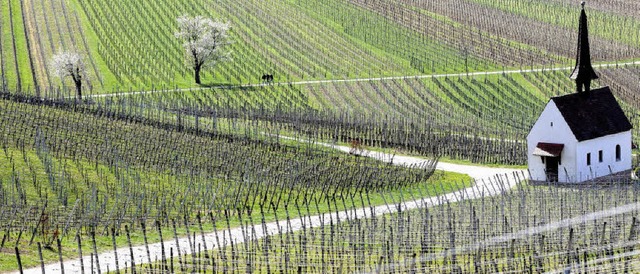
175 15 231 84
50 52 86 100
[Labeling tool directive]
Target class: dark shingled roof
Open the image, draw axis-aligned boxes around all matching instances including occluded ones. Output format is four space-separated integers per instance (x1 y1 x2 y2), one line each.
552 86 632 141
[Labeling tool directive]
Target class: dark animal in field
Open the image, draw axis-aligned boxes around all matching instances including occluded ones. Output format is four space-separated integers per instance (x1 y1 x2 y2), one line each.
261 74 274 84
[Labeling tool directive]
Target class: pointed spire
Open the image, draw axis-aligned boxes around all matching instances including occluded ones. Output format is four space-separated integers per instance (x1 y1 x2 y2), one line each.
570 1 598 93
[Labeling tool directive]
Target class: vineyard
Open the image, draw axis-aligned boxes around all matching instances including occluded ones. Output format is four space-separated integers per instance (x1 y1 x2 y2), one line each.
188 177 640 273
0 95 470 271
0 0 640 273
1 0 640 93
84 66 640 165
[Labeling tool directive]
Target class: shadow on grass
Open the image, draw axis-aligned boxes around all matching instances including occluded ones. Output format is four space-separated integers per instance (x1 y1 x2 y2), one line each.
199 82 272 92
198 82 237 89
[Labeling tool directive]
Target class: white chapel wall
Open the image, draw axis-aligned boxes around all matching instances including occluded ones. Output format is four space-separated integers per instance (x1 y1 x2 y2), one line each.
527 101 577 182
575 131 632 181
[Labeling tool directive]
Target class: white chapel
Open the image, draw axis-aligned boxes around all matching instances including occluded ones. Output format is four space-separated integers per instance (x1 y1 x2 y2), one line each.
527 4 633 183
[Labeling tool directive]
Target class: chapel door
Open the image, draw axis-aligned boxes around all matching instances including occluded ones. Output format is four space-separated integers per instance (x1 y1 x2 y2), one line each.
545 157 559 182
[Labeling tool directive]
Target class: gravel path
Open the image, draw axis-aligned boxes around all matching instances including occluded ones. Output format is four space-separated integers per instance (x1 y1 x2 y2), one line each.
12 143 525 274
280 135 524 180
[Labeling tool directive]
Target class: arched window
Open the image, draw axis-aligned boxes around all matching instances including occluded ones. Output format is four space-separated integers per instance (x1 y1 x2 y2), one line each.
616 145 621 162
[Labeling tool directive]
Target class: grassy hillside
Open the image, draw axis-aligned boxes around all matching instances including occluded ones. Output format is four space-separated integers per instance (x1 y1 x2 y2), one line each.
97 66 640 151
3 0 636 163
69 0 485 90
2 0 638 95
0 96 478 271
0 0 119 95
1 0 640 272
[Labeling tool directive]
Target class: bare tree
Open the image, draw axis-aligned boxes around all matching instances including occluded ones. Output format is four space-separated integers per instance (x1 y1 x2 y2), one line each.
50 52 86 100
175 15 231 85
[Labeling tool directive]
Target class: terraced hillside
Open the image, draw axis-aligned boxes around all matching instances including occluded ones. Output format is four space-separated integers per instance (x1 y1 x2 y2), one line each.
0 0 116 95
1 1 638 156
1 0 639 95
91 64 640 163
1 0 638 162
2 0 639 157
0 95 468 271
1 1 640 273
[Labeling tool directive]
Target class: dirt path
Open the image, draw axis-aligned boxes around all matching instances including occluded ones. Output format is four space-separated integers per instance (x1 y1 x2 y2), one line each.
316 141 523 179
84 60 640 99
11 140 525 274
22 0 49 89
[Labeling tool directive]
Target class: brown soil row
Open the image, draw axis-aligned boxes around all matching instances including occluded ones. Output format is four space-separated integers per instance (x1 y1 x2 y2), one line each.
349 0 559 67
410 0 639 61
350 0 639 64
540 0 640 20
22 0 49 90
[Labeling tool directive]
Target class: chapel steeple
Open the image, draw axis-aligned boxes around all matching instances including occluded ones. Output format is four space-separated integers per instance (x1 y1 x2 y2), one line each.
569 1 598 93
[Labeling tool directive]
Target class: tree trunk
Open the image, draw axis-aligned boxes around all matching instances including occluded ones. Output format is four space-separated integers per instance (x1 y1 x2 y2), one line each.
194 66 202 85
75 79 82 101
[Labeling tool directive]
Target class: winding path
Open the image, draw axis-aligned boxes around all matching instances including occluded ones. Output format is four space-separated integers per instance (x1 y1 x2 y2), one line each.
12 140 524 274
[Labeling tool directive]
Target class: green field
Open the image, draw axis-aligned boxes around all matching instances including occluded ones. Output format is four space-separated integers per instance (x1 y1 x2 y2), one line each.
1 0 640 272
1 0 638 93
